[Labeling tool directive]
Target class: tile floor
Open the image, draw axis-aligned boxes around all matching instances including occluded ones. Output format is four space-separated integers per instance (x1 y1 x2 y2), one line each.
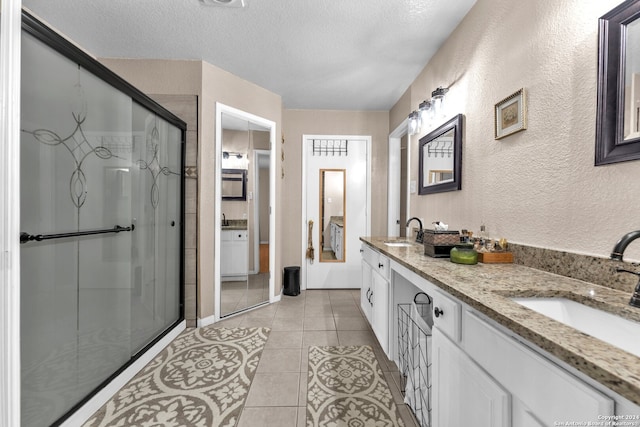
215 288 420 427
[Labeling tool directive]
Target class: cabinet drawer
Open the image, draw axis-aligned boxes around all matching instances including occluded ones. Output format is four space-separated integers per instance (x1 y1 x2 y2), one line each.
463 310 613 423
376 253 390 280
232 230 247 241
432 290 461 342
361 244 378 268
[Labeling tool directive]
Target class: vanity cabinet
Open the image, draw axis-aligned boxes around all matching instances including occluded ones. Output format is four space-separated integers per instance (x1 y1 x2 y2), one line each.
432 327 510 427
380 250 620 427
360 244 390 354
330 222 343 260
220 229 248 277
463 310 613 426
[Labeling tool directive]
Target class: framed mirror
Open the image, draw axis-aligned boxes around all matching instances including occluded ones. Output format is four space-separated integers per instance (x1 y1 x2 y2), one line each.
221 168 247 200
596 0 640 165
419 114 463 194
319 169 346 262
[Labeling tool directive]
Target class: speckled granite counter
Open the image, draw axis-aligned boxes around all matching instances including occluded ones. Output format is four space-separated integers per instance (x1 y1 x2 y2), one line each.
361 236 640 406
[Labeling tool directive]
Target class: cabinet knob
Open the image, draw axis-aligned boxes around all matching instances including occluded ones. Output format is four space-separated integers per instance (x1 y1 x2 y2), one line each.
378 263 384 268
434 307 444 318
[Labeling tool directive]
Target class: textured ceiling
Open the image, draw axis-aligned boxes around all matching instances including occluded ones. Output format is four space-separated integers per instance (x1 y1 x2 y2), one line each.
22 0 476 111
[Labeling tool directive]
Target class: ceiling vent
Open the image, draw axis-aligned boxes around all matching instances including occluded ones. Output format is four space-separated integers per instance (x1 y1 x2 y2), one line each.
199 0 247 7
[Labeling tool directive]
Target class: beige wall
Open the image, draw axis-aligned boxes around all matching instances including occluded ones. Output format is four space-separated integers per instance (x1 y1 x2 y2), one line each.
281 109 390 268
392 0 640 261
101 58 283 320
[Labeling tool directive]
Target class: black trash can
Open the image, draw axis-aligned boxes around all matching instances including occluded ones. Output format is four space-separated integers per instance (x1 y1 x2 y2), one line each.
283 266 300 296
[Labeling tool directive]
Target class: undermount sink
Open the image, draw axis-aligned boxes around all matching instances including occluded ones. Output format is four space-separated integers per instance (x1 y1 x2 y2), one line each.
383 241 415 247
512 297 640 357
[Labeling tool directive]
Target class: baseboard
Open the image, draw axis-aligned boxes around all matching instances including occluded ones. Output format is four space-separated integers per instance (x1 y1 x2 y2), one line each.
60 320 186 427
198 313 217 328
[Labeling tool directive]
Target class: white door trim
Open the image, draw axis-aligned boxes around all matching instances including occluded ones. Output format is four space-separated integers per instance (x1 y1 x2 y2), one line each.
300 134 371 290
387 118 409 237
253 149 270 275
0 1 23 426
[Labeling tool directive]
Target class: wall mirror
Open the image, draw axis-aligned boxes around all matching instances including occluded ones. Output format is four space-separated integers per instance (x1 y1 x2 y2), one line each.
221 169 247 200
419 114 463 194
216 105 275 318
319 169 346 262
596 0 640 165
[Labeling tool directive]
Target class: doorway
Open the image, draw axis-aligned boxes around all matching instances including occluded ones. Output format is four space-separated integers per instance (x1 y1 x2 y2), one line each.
215 103 276 318
301 135 371 289
388 119 410 237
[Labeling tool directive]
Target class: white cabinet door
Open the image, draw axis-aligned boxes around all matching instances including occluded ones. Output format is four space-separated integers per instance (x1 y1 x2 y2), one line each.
360 259 372 322
432 327 511 427
371 270 389 354
221 230 248 276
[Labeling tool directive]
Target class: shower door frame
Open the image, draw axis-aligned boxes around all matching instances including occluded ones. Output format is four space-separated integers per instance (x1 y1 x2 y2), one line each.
1 1 23 427
18 11 187 426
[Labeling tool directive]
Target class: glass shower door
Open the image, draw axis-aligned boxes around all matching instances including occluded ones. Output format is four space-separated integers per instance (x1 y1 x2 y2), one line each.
19 21 184 426
20 31 134 425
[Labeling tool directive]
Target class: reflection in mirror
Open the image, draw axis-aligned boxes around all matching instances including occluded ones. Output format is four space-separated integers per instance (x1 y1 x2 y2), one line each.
219 112 271 317
319 169 346 262
221 169 246 200
596 1 640 165
419 114 463 195
624 19 640 140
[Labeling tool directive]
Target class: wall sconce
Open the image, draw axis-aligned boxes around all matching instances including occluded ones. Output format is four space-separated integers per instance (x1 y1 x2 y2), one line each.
418 99 433 129
408 110 421 135
431 86 449 119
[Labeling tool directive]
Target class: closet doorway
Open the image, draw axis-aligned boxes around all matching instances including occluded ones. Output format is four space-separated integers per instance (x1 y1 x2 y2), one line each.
215 103 276 318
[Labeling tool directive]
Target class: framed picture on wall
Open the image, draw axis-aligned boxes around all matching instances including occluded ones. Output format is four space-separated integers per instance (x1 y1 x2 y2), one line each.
495 88 527 139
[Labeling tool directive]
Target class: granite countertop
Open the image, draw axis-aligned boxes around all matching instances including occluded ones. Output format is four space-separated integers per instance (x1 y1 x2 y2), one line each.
330 216 344 227
221 219 247 230
361 236 640 405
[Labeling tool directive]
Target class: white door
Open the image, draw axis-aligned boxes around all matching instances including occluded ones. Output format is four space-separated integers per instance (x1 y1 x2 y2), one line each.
303 136 369 289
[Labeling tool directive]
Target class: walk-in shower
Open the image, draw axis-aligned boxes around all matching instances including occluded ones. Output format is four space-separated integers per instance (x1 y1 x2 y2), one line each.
20 12 185 426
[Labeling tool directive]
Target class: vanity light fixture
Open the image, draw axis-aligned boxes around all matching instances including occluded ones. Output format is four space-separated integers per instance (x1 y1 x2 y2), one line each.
418 99 433 129
408 111 421 136
431 86 449 119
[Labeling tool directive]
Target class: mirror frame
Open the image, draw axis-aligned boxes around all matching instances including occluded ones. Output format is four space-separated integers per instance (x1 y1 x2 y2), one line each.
221 168 247 201
596 0 640 165
418 114 463 195
319 168 346 263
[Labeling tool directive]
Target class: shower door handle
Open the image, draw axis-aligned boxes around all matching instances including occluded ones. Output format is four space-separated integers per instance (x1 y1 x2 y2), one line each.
20 224 135 244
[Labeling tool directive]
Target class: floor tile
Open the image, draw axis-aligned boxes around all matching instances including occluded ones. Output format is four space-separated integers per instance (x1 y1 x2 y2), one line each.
265 330 303 349
245 373 300 406
333 315 369 330
238 407 298 427
302 330 339 347
298 373 307 406
303 316 336 331
257 348 302 373
336 330 377 346
271 316 304 331
240 316 274 328
297 407 307 427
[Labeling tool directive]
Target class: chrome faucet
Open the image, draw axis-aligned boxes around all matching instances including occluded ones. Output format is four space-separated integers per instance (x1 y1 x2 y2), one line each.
222 213 228 227
406 217 424 244
611 230 640 308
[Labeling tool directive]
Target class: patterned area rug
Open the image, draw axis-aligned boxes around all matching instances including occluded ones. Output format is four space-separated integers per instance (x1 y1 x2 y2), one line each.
307 345 405 427
84 327 270 427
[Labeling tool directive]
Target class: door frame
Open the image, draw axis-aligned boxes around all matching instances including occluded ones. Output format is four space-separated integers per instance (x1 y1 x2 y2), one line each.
1 1 22 426
300 134 371 290
253 149 270 274
214 103 277 321
388 118 410 237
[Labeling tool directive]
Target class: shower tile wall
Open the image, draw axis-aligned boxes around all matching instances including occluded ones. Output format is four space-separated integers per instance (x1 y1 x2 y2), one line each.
152 95 198 327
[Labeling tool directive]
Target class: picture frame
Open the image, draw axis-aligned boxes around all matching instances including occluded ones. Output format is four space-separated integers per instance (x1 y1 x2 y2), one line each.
495 88 527 139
